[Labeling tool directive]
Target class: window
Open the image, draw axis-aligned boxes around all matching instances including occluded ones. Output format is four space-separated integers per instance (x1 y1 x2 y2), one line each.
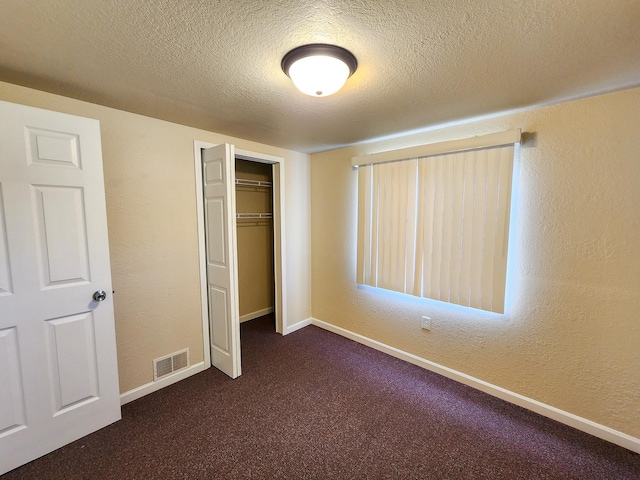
354 130 520 313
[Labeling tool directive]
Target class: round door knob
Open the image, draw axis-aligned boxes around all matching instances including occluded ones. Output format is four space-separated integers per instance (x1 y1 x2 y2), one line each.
93 290 107 302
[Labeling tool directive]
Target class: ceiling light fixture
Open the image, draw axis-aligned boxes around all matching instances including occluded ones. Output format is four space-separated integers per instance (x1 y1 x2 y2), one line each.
281 44 358 97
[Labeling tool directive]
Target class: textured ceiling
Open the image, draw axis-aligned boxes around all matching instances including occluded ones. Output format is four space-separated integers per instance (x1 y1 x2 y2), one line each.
1 0 639 153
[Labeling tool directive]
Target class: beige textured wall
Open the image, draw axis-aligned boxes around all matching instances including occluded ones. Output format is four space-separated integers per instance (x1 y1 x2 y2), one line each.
311 87 640 438
0 81 311 394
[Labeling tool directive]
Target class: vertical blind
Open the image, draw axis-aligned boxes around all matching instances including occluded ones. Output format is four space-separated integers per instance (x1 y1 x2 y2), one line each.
355 131 519 313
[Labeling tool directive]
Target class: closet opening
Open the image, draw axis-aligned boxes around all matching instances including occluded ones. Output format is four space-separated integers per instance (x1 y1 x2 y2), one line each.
235 158 276 334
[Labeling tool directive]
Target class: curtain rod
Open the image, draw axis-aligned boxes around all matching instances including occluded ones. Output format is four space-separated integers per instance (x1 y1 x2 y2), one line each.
351 129 521 167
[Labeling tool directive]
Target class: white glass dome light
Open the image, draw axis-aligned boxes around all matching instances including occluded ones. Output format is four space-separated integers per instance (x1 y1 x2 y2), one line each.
282 44 358 97
287 55 351 97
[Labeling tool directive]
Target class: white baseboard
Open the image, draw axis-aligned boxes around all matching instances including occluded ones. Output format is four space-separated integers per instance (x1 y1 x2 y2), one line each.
310 318 640 454
240 307 274 323
283 317 313 335
120 362 206 405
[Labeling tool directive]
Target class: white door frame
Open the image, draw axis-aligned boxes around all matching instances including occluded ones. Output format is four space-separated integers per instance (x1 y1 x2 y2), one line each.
194 141 287 369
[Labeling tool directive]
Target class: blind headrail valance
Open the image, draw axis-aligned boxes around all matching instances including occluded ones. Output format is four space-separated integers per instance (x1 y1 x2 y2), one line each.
351 129 521 168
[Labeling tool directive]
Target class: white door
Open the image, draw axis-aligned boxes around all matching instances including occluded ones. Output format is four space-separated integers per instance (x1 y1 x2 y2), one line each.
202 144 241 378
0 101 121 475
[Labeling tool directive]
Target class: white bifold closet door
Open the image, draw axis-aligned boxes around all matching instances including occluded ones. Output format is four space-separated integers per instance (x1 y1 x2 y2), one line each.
202 144 241 379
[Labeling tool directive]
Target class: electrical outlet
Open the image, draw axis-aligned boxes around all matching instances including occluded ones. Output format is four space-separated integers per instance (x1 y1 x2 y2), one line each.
421 316 431 331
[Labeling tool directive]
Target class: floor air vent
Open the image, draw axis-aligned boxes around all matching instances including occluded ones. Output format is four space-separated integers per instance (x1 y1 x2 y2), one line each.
153 348 190 381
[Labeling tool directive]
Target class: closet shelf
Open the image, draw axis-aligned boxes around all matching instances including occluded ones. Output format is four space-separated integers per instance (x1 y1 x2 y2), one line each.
236 212 272 220
235 178 272 188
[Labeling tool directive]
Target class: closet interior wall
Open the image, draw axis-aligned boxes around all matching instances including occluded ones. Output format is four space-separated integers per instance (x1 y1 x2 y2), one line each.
235 159 275 323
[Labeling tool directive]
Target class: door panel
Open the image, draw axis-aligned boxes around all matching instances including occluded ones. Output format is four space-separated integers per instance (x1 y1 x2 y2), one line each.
209 286 229 352
26 127 81 168
0 185 12 296
0 100 120 475
206 197 226 266
204 155 223 183
46 312 99 412
0 327 26 435
32 185 90 286
202 144 241 379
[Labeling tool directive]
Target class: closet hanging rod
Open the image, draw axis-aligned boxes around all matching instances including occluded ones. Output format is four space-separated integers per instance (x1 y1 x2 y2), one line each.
235 178 272 188
236 212 273 219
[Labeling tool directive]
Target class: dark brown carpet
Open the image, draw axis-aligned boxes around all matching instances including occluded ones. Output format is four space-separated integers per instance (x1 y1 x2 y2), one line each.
4 315 639 479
